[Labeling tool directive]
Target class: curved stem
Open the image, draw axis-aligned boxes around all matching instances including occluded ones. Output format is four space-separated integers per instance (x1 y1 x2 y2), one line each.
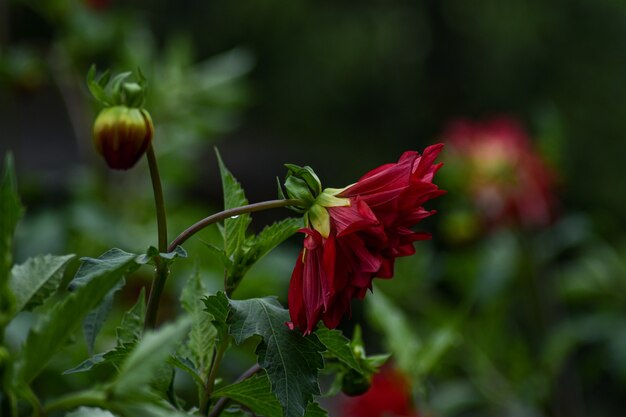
207 364 262 417
200 340 228 415
168 199 300 252
144 145 169 330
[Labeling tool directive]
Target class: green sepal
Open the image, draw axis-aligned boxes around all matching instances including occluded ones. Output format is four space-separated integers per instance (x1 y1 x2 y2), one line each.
283 164 323 211
284 164 322 196
87 65 114 106
307 204 330 238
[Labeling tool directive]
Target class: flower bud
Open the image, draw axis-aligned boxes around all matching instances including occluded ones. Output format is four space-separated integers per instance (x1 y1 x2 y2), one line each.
93 105 154 170
283 164 323 209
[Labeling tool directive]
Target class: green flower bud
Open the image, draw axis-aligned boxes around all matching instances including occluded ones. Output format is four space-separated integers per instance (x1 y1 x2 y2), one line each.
283 164 323 210
93 105 154 170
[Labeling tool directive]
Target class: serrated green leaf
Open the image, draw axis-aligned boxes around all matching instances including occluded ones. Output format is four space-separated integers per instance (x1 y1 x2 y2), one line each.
168 355 204 388
181 270 216 376
216 149 251 258
14 249 138 384
213 373 282 417
63 352 108 375
63 342 137 375
315 326 362 373
201 241 233 269
69 249 137 289
9 254 75 313
303 402 328 417
252 217 303 258
84 279 125 355
229 297 324 417
137 245 188 265
203 291 230 342
226 217 302 296
66 289 147 375
0 153 23 325
117 288 146 345
112 317 192 397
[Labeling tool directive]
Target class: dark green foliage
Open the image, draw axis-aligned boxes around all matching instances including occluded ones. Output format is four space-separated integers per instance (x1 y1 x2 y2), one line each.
214 149 302 296
228 297 324 417
0 154 23 328
9 254 75 314
13 249 139 384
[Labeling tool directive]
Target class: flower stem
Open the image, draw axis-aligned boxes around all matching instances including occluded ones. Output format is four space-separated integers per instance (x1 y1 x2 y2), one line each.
144 145 169 330
207 364 262 417
146 145 168 253
200 340 228 415
167 199 300 252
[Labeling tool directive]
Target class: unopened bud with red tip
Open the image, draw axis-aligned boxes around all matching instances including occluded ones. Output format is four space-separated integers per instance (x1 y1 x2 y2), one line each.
93 106 154 170
87 65 154 170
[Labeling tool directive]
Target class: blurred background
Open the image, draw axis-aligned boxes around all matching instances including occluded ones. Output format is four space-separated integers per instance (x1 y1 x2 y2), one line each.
2 0 626 416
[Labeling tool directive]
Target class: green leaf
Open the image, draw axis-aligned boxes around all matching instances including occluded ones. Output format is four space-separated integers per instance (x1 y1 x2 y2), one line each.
84 279 125 355
181 270 216 376
203 291 230 342
65 289 147 375
216 148 251 258
226 218 302 295
114 402 190 417
201 241 233 269
303 402 328 417
63 343 135 375
366 289 421 376
0 153 23 325
366 289 456 379
168 355 204 388
137 245 188 265
63 352 108 375
9 254 75 313
229 297 324 417
112 317 192 397
315 326 362 373
14 249 138 384
252 218 302 257
213 373 282 417
116 288 146 345
65 407 116 417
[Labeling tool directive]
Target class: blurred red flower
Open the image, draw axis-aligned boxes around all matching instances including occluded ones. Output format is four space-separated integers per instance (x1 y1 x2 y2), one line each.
288 145 445 333
340 366 419 417
443 117 556 229
84 0 110 10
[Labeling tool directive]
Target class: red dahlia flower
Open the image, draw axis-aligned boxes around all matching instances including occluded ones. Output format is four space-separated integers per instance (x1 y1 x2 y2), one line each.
443 117 556 228
288 145 445 333
340 366 419 417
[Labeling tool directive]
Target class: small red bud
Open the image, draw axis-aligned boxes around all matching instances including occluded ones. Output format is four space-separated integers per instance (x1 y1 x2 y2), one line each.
93 106 154 170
